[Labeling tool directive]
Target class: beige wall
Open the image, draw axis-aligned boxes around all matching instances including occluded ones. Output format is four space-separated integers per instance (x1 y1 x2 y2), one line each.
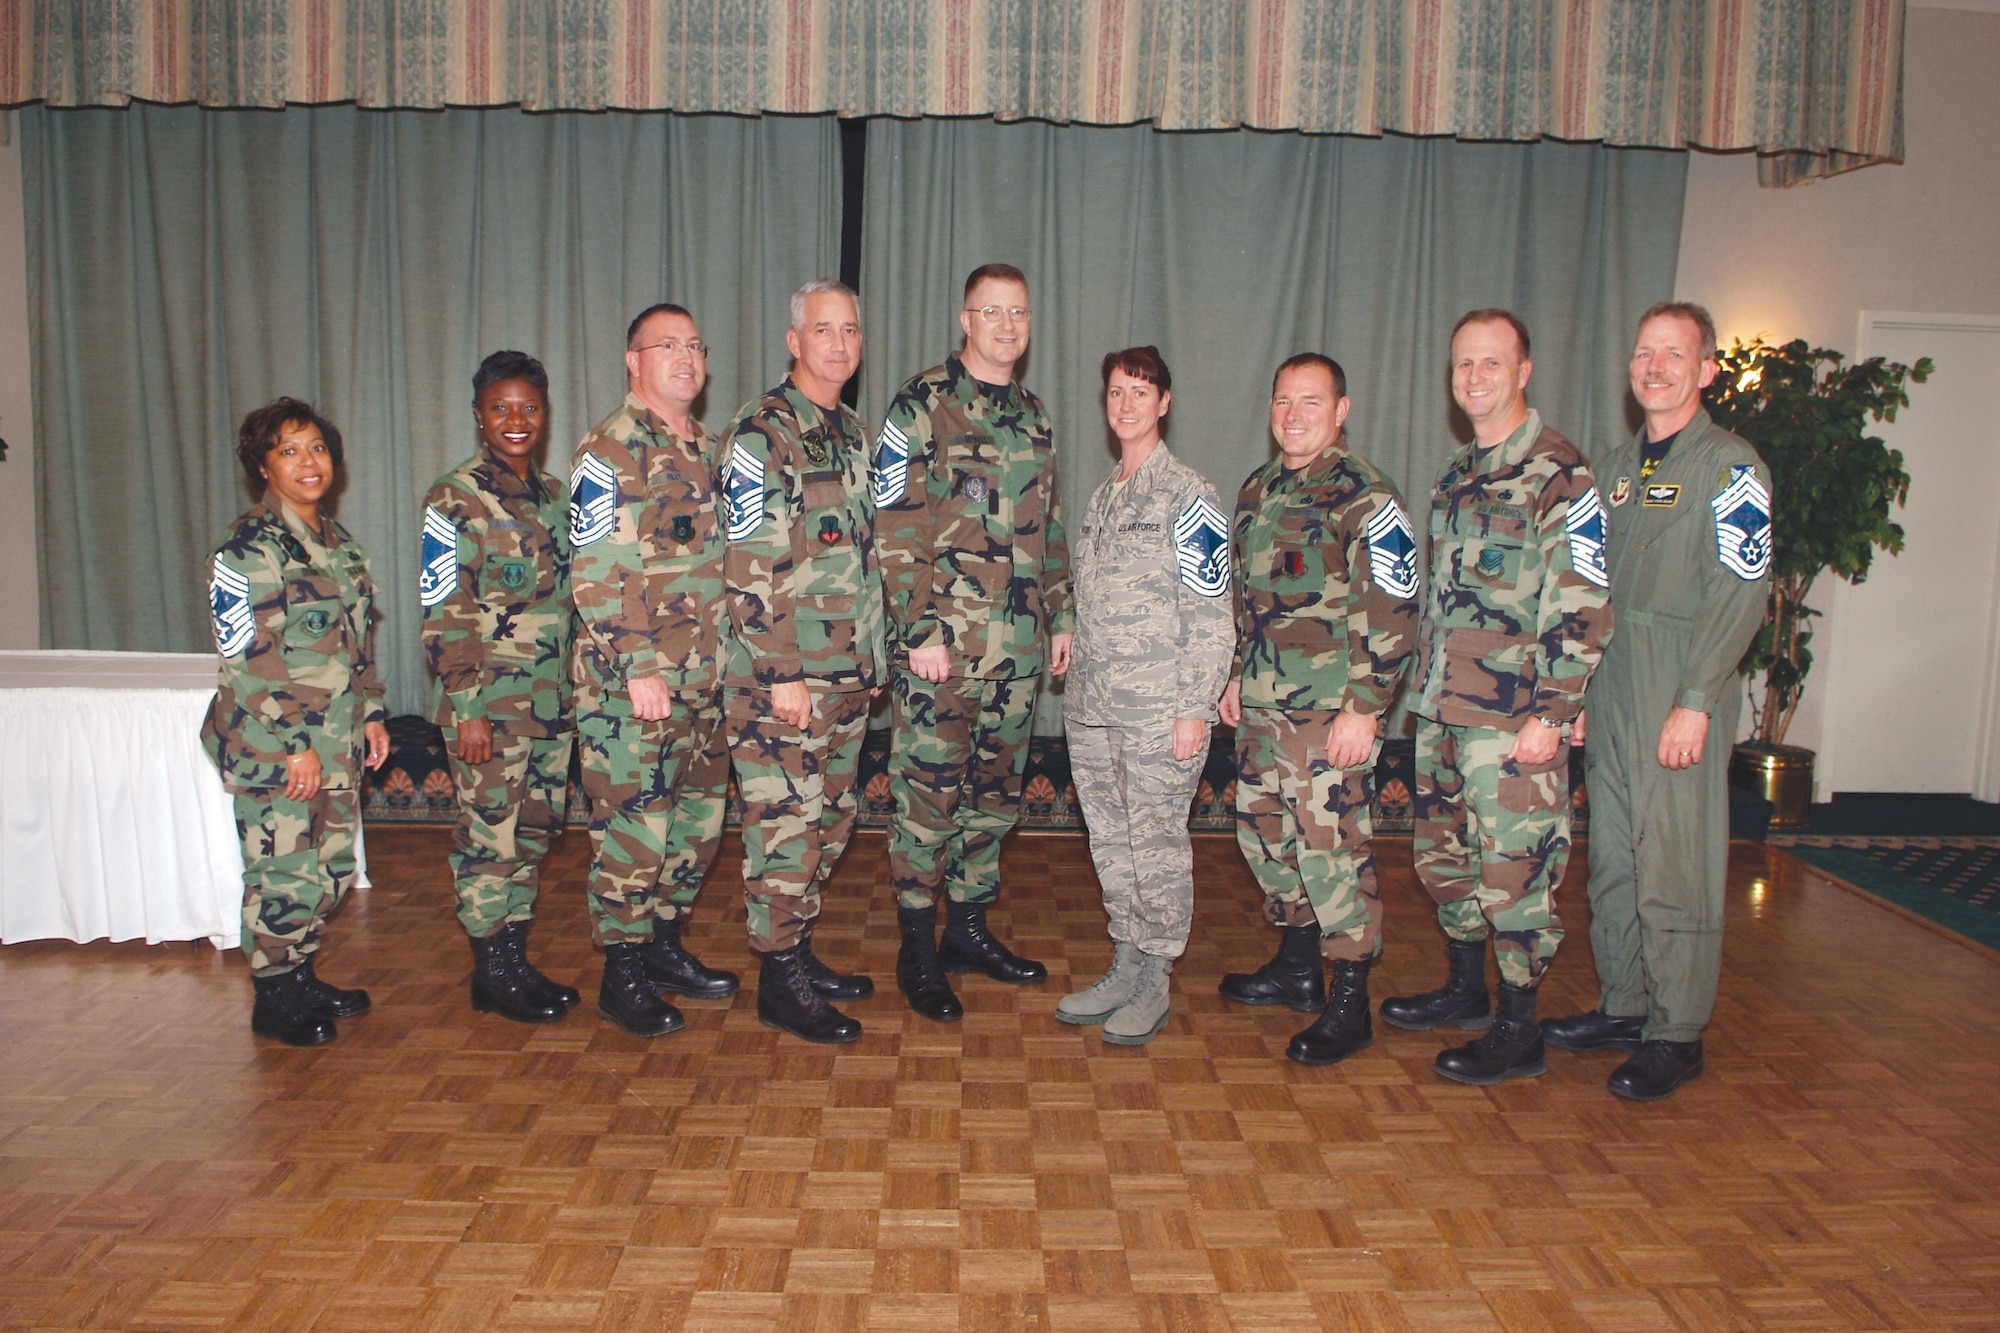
0 114 36 648
1673 3 2000 771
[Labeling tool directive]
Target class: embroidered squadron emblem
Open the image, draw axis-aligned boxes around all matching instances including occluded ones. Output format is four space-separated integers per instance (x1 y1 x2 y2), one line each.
1281 550 1307 579
818 515 843 547
1477 547 1506 577
724 442 766 541
801 428 832 467
1610 476 1631 507
303 608 331 636
1566 486 1610 588
671 514 695 543
1713 464 1772 580
1365 500 1420 599
568 453 618 547
1642 483 1681 507
499 560 529 591
960 473 989 503
419 505 458 608
208 560 255 657
1173 497 1231 597
873 420 910 507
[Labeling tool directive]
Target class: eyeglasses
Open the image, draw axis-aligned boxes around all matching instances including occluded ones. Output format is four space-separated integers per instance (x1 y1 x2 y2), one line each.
965 305 1032 324
635 337 708 358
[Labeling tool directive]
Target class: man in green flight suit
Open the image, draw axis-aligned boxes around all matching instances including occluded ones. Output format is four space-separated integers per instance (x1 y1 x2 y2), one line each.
1544 301 1771 1100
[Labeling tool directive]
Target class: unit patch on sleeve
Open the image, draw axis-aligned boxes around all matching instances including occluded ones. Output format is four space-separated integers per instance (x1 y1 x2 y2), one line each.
1566 486 1611 588
1365 500 1420 599
724 441 767 541
419 505 458 608
568 452 619 548
873 419 911 507
1713 464 1772 580
208 559 255 657
1173 496 1231 597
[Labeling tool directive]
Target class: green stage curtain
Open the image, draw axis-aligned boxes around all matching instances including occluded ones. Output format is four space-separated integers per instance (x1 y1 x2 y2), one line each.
24 104 840 715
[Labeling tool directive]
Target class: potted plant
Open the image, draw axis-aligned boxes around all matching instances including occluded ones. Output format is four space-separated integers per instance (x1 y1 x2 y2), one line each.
1704 337 1929 828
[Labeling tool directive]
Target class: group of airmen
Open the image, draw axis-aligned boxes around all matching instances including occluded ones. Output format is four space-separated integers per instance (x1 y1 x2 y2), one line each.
203 263 1770 1103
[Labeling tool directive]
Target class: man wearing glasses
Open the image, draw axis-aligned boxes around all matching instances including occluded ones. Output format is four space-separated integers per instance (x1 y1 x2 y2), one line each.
568 303 739 1037
876 263 1075 1021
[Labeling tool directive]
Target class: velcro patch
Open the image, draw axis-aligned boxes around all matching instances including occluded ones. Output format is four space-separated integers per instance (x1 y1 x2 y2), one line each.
1366 500 1419 599
1713 464 1771 580
568 453 618 547
1173 497 1230 597
724 441 767 541
1566 486 1610 588
419 506 458 608
209 559 255 657
873 420 911 507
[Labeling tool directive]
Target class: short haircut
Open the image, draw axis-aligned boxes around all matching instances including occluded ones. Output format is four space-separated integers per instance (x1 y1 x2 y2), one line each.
1637 300 1718 362
626 302 695 350
963 262 1028 302
1101 345 1173 395
471 350 549 401
237 397 343 487
1271 352 1347 400
790 279 860 334
1451 307 1532 360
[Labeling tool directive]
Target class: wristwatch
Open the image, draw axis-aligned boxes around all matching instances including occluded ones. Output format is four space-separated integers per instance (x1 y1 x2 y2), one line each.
1535 716 1563 728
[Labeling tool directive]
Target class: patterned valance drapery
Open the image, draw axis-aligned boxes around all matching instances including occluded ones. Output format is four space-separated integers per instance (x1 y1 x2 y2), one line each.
3 0 1904 185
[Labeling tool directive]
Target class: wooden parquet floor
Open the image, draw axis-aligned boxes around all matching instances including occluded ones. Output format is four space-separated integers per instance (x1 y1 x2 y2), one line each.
2 829 1997 1332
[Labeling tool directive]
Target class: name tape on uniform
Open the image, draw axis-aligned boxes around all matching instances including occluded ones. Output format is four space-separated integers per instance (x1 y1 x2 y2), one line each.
419 505 458 607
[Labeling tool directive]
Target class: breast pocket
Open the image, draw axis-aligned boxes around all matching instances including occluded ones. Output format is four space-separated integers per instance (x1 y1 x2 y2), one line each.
1463 516 1529 592
285 597 343 650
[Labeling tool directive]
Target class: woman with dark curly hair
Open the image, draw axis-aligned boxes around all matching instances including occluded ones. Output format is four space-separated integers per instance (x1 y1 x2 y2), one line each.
201 398 390 1046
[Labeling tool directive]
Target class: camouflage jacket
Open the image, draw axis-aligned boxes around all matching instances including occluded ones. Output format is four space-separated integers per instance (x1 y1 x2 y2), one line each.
200 496 386 793
418 449 573 737
1233 440 1420 715
718 378 886 692
874 355 1074 680
1065 444 1236 727
567 391 728 711
1412 409 1614 728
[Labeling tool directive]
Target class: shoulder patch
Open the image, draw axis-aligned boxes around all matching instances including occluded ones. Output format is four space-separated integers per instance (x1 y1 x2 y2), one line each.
874 419 911 507
419 505 458 608
724 441 767 541
1566 486 1611 588
1174 496 1231 598
1365 500 1420 599
1713 464 1772 580
568 453 618 548
208 559 255 657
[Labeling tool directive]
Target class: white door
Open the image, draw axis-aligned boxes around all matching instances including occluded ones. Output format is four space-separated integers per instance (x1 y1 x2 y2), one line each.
1816 313 2000 799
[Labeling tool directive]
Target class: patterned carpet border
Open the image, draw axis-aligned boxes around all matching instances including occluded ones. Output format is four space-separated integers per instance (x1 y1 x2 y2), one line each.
1777 837 2000 954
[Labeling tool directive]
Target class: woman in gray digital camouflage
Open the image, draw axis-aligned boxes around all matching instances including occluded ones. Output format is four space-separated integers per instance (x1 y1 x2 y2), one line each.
1058 347 1235 1044
202 399 391 1047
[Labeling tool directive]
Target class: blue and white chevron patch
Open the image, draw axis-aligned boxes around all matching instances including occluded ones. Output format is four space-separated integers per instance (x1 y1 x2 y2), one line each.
568 452 618 548
208 559 255 657
1366 500 1420 599
418 505 458 608
1566 486 1610 589
1174 497 1231 598
873 419 911 507
1713 464 1772 581
724 441 767 542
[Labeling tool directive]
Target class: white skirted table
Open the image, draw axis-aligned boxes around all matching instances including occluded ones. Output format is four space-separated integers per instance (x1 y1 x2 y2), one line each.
0 650 368 950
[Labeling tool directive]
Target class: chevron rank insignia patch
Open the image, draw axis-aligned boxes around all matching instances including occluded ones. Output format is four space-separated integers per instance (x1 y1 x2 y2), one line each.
1566 486 1610 588
1174 497 1231 597
208 559 255 657
419 506 458 608
568 453 618 548
724 441 767 541
1366 500 1420 599
1713 464 1772 580
873 419 911 507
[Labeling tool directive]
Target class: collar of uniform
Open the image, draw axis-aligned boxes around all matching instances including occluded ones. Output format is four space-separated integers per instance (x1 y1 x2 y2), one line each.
471 449 546 503
622 389 706 452
778 376 839 437
262 492 334 552
1475 408 1543 469
1269 438 1349 494
945 354 1014 408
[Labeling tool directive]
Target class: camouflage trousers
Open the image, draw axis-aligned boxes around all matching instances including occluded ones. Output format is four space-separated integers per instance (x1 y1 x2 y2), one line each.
444 728 573 939
1234 707 1383 962
1412 718 1570 988
233 786 360 975
726 685 872 952
888 669 1037 910
575 689 728 946
1067 721 1204 959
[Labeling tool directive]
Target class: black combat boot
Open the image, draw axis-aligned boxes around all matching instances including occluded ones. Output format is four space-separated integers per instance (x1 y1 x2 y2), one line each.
251 970 337 1047
1287 958 1374 1066
896 906 963 1022
598 942 685 1038
939 899 1047 983
1541 1008 1645 1052
1379 938 1493 1031
796 931 875 1000
638 916 740 999
1218 925 1325 1012
496 919 581 1009
1607 1039 1704 1101
469 932 565 1024
758 939 863 1044
291 955 370 1019
1433 982 1546 1085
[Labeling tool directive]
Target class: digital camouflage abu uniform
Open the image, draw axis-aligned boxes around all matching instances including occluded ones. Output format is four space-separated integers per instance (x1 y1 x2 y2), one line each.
1232 441 1419 961
568 392 730 947
1411 409 1614 988
1064 445 1235 958
1586 409 1770 1040
419 449 574 940
876 355 1074 909
202 497 387 975
719 380 886 952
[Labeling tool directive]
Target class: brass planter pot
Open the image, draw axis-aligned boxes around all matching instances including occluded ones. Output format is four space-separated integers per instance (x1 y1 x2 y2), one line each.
1730 743 1815 831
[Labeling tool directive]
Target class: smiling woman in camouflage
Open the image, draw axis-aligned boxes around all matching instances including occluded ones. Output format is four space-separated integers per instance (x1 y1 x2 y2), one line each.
202 399 391 1047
